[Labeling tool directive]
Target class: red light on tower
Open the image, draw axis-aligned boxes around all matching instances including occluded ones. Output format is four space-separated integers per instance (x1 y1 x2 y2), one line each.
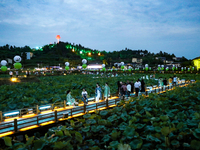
56 35 61 43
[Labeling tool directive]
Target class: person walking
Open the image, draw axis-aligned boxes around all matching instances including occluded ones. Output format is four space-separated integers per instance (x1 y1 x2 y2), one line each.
95 83 102 102
130 80 134 93
141 79 146 94
134 79 141 97
163 78 167 86
82 88 88 105
121 83 127 99
16 71 19 77
127 82 131 98
66 90 78 107
9 71 13 78
104 82 110 100
173 76 177 86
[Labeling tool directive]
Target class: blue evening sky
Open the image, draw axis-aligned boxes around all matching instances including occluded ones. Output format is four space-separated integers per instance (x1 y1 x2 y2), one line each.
0 0 200 59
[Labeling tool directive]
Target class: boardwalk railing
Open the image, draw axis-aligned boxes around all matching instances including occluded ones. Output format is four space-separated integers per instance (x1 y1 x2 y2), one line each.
0 80 194 138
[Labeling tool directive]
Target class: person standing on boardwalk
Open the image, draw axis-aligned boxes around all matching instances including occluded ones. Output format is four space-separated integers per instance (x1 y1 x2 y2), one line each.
134 79 141 97
141 79 146 94
82 88 88 105
104 82 110 100
121 83 127 99
66 90 78 107
95 83 102 102
9 71 13 78
163 78 167 86
130 80 134 93
127 82 131 98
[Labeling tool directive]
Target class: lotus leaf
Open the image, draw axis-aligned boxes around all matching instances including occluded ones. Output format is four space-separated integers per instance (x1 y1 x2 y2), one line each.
109 141 119 149
86 139 95 146
4 137 12 147
86 119 96 125
123 126 135 139
55 130 64 137
147 135 161 143
118 143 131 150
75 132 83 143
161 127 170 137
33 139 46 150
102 134 110 143
191 140 200 150
111 130 121 140
160 115 169 121
54 141 72 150
82 126 90 132
129 138 143 149
83 114 91 119
100 110 108 116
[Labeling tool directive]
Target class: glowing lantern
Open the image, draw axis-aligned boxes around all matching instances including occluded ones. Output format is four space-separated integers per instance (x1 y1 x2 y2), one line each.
82 64 87 69
65 66 69 70
65 62 69 66
13 55 22 69
56 35 61 43
14 56 22 63
1 66 7 71
1 60 7 66
181 67 183 71
172 65 175 71
121 62 124 70
98 53 100 56
161 65 164 70
14 62 22 69
166 67 169 71
158 65 161 71
145 64 148 71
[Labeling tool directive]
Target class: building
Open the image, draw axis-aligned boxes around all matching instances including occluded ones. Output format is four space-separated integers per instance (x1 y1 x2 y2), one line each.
193 57 200 70
173 57 182 61
132 58 142 64
155 57 166 63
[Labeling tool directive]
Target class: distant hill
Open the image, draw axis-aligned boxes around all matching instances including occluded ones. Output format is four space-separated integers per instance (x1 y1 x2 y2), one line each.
0 42 188 68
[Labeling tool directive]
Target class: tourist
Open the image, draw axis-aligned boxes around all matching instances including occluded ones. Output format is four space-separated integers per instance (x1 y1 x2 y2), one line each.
121 83 127 99
9 71 13 78
117 81 121 95
169 77 173 86
141 79 146 94
95 83 102 102
158 77 163 87
16 71 19 77
173 76 177 86
127 82 131 98
81 88 88 105
163 78 167 86
130 80 134 93
66 90 78 107
104 82 110 100
134 79 141 97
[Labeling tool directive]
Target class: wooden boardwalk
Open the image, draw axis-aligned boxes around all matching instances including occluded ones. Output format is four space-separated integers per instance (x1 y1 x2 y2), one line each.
0 81 191 138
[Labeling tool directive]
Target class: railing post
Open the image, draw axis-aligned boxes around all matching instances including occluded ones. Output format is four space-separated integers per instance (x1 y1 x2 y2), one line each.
37 116 39 125
0 111 2 122
64 100 66 108
19 110 22 117
36 105 39 114
14 119 18 132
55 110 58 122
51 104 54 110
84 104 86 113
106 99 108 108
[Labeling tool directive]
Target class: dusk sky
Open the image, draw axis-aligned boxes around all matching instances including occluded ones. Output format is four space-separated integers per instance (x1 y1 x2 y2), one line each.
0 0 200 59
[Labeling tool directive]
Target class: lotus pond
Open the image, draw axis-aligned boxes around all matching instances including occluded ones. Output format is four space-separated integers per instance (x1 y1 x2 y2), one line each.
0 73 199 112
2 80 200 149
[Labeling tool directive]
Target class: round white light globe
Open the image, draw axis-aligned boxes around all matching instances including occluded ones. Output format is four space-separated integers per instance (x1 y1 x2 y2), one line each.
121 62 124 66
102 64 105 68
82 59 87 64
65 62 69 66
1 60 7 66
14 55 22 62
128 66 132 69
145 64 148 68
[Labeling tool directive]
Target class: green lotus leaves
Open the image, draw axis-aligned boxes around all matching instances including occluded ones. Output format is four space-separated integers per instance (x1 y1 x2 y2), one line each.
4 137 12 147
75 132 83 144
123 126 135 139
129 138 143 149
161 127 170 137
160 115 169 121
83 114 91 119
191 140 200 150
111 130 121 140
55 130 64 137
109 141 119 149
100 110 108 116
118 143 131 150
82 126 90 132
86 119 96 125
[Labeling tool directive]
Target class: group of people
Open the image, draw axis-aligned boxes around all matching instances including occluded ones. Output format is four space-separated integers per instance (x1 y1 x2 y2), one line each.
66 83 110 106
158 76 178 87
118 79 146 98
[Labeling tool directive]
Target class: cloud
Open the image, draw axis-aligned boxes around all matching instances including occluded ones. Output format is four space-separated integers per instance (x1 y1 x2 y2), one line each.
0 0 200 59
